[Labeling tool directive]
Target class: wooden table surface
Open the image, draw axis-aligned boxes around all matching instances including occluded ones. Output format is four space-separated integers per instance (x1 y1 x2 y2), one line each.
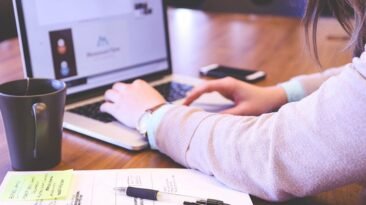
0 8 360 205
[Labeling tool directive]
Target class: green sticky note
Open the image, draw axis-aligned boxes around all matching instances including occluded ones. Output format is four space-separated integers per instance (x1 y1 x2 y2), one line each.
0 170 73 201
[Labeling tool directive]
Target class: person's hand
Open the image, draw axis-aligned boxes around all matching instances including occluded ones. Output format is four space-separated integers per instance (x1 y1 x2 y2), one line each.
184 77 287 116
100 79 166 128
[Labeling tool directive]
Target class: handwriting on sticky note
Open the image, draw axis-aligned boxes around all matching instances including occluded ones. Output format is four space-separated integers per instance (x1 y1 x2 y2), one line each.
0 170 73 201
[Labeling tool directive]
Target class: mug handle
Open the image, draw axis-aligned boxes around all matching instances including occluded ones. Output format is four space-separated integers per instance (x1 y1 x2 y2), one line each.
32 103 47 159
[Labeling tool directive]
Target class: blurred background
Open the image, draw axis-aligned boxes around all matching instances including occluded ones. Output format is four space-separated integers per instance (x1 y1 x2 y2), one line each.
0 0 17 42
167 0 307 16
0 0 334 42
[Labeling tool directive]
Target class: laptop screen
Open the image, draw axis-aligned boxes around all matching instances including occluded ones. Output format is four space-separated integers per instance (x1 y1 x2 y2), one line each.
15 0 170 95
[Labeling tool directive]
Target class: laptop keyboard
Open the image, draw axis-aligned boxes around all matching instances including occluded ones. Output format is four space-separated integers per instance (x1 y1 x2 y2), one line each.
69 101 117 123
69 81 193 123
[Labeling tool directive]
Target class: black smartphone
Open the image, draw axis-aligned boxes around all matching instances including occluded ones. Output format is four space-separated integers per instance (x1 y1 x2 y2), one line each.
199 64 266 83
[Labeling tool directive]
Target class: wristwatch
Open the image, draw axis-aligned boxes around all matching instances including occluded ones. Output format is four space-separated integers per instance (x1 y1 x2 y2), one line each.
136 103 167 136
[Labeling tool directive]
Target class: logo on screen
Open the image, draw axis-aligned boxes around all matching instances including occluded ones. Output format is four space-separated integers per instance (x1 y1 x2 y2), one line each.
97 36 109 47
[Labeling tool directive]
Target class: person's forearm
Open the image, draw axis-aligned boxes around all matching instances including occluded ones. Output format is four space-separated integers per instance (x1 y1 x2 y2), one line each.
279 65 347 102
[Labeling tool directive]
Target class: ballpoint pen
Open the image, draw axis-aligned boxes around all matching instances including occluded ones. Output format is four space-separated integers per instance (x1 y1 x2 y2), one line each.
114 186 230 205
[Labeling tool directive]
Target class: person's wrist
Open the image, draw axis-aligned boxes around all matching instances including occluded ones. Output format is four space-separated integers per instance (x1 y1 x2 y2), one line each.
278 80 305 102
267 86 288 111
136 102 167 135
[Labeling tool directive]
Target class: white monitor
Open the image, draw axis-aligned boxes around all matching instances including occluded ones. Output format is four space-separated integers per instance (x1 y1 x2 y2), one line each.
13 0 172 95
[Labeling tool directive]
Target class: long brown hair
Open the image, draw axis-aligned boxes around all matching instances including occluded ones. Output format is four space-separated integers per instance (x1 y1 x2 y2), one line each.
304 0 366 63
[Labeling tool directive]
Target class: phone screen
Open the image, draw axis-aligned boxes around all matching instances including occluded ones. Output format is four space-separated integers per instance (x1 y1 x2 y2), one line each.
211 67 256 77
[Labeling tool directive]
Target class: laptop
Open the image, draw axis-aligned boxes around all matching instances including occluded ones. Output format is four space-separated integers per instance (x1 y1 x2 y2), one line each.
13 0 233 150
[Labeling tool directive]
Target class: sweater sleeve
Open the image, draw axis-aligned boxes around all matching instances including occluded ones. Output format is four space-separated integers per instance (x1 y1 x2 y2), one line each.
154 64 366 201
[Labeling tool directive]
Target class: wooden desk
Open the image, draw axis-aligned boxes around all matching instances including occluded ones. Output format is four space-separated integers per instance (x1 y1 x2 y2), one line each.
0 8 360 205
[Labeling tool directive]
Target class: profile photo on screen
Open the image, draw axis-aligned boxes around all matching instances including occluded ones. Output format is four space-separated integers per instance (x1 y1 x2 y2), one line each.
49 29 78 79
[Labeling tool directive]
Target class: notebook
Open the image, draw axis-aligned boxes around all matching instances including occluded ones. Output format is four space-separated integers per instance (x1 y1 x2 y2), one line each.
13 0 233 150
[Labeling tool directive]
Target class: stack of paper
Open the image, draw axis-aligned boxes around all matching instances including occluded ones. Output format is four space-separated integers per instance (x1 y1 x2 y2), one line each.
0 168 253 205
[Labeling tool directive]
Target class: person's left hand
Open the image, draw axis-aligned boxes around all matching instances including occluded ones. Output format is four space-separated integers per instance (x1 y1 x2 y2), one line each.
100 79 166 128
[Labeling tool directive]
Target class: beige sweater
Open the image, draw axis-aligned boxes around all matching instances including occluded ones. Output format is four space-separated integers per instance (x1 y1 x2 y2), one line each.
154 62 366 202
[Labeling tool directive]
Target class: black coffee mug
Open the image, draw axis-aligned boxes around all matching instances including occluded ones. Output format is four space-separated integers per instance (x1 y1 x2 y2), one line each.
0 78 66 170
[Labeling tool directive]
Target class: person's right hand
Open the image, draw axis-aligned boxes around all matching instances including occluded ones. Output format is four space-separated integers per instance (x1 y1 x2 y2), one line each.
184 77 288 116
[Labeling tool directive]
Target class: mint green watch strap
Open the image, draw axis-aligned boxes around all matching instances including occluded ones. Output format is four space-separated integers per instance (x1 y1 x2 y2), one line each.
146 104 176 150
278 80 306 103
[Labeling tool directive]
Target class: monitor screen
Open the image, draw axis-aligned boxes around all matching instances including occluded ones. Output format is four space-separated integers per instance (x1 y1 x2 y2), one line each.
16 0 170 94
